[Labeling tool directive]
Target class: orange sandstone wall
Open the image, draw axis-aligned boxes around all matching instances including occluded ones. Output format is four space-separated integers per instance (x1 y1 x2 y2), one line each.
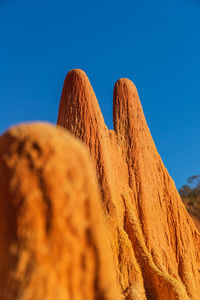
0 123 121 300
58 69 200 300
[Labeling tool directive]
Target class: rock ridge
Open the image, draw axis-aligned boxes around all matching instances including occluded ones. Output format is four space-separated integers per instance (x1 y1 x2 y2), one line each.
57 69 200 300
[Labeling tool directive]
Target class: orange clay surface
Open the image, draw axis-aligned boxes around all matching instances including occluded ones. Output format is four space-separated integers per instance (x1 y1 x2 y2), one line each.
58 69 200 300
0 123 121 300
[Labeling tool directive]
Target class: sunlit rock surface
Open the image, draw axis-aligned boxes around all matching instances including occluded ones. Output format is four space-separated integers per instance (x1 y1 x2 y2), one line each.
0 123 121 300
58 69 200 300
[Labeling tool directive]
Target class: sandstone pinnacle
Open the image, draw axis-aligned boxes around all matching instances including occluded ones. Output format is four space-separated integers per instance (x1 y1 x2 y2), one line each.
57 69 200 300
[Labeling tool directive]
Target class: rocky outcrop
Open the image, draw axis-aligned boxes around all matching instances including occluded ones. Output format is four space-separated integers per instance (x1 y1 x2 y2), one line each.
58 69 200 299
0 123 121 300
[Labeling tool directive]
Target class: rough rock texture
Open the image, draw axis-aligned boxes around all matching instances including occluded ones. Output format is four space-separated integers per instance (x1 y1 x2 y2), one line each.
0 123 121 300
57 69 200 300
191 215 200 232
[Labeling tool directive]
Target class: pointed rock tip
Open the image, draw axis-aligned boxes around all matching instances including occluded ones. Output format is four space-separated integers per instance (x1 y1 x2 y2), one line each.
113 78 140 111
64 69 90 87
113 77 143 134
67 68 87 78
58 69 107 130
114 78 138 96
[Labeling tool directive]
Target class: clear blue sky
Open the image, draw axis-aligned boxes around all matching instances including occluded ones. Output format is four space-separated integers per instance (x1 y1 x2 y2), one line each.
0 0 199 188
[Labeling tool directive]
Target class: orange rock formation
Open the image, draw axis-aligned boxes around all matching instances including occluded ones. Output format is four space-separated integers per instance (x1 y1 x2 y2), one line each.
57 69 200 300
0 123 121 300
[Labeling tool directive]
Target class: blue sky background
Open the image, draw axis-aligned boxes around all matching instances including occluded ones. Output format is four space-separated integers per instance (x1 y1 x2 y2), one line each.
0 0 199 188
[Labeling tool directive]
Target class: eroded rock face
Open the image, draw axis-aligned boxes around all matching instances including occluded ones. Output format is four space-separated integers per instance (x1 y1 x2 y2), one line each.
0 123 121 300
57 69 200 300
